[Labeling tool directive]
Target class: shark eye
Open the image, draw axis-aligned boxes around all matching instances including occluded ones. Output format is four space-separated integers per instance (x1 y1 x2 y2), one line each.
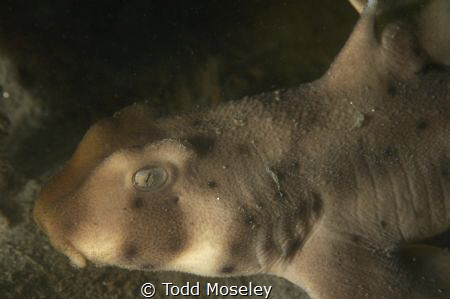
132 166 168 191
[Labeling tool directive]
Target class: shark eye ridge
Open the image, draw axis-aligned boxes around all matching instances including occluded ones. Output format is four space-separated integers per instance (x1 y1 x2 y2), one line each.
132 166 168 191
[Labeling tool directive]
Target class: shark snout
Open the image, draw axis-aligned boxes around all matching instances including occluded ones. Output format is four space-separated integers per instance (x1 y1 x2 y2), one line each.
34 188 88 267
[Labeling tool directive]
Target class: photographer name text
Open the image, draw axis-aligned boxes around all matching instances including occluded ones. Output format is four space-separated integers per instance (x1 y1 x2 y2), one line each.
161 282 273 298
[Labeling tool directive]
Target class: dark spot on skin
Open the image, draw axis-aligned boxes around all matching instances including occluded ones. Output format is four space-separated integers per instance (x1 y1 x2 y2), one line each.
416 120 429 130
290 161 300 172
207 181 217 189
380 220 388 229
221 265 235 274
255 202 264 209
184 135 215 157
132 197 145 209
123 244 138 260
170 196 180 204
387 84 397 97
244 214 256 227
373 156 383 166
383 146 396 158
351 235 361 243
237 143 251 156
412 46 422 57
380 147 399 164
191 119 202 127
165 237 184 253
161 203 170 213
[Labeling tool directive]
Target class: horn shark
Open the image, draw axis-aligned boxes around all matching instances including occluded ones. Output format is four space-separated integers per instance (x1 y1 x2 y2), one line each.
34 0 449 298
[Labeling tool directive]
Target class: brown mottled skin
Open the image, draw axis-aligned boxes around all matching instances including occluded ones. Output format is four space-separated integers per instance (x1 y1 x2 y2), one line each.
34 0 449 298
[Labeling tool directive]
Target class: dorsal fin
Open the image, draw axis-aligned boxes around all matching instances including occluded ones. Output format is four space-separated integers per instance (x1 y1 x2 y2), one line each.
348 0 366 13
323 0 448 93
349 0 422 14
348 0 449 65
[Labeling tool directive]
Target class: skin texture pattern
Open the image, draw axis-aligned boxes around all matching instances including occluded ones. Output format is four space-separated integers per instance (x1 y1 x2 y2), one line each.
34 0 449 298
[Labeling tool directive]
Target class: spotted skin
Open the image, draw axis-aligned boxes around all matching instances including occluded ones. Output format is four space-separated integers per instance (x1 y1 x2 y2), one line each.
34 1 449 298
